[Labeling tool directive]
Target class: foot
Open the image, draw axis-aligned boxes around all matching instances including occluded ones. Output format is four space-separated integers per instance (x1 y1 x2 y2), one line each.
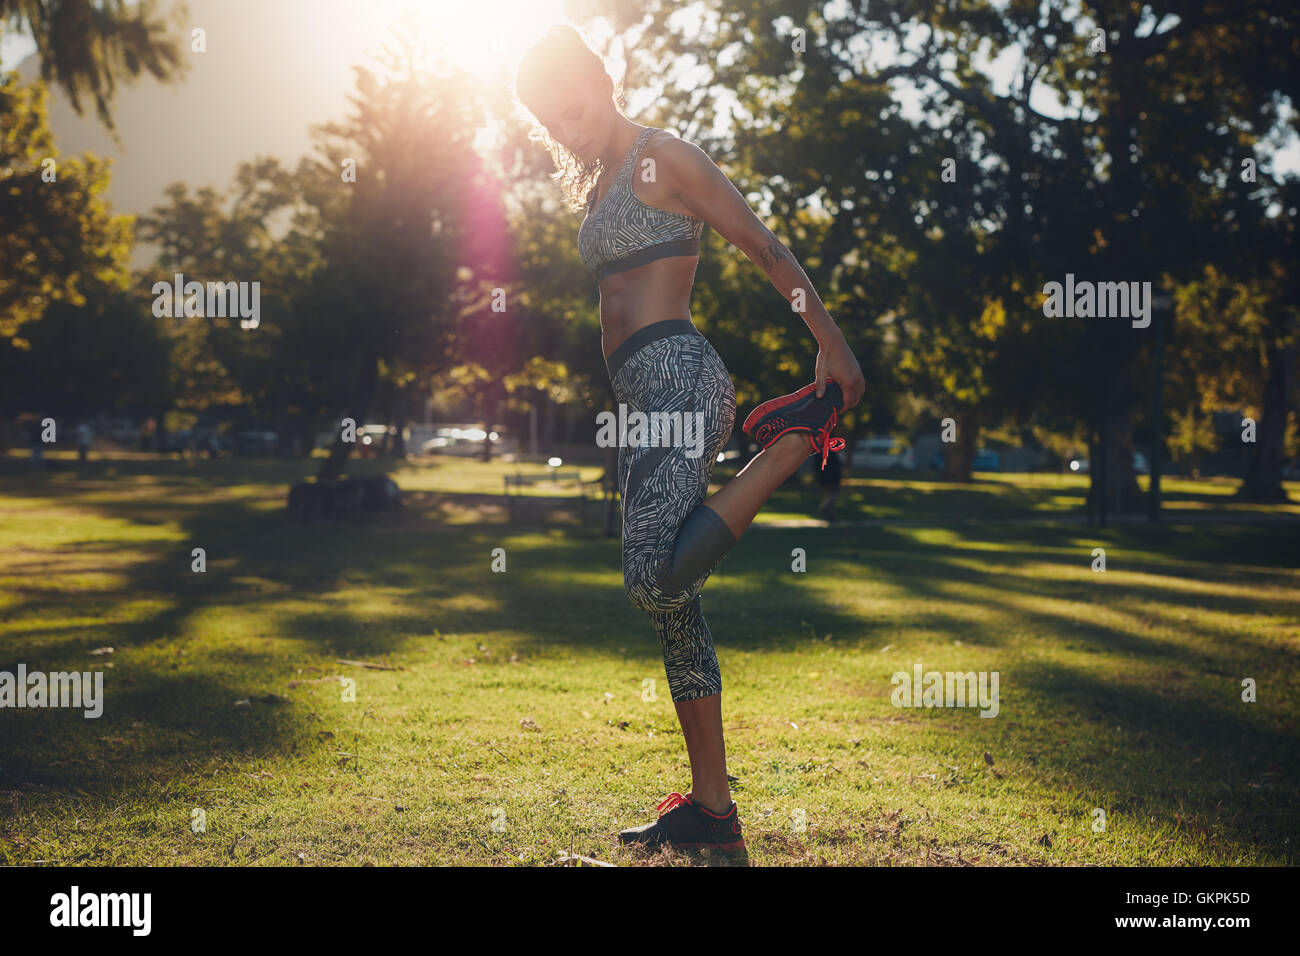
618 791 745 852
742 379 846 470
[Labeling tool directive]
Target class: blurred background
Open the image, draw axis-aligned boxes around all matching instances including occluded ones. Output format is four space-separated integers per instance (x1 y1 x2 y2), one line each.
2 0 1297 517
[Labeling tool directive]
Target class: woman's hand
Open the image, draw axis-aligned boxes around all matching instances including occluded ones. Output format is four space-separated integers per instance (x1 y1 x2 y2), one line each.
815 330 866 410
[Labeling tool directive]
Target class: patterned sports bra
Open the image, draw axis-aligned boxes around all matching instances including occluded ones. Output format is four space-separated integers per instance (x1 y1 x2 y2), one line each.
578 126 705 281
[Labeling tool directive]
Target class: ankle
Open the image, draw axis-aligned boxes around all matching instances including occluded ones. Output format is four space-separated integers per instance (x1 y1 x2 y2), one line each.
691 792 733 816
768 430 812 460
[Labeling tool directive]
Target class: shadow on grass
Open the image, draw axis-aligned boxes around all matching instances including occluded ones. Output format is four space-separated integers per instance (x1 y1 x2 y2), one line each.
1 462 1296 862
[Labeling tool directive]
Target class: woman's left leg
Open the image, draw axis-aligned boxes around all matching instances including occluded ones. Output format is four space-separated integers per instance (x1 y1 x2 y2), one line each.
673 691 730 814
649 432 811 818
612 334 745 843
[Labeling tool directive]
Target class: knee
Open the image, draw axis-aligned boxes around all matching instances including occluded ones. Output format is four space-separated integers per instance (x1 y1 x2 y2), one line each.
624 566 693 614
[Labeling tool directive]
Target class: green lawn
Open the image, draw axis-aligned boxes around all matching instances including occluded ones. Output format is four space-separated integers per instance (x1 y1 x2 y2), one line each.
1 453 1296 866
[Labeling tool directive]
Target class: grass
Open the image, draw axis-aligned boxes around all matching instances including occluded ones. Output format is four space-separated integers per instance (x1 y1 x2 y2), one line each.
766 461 1300 524
0 452 1296 866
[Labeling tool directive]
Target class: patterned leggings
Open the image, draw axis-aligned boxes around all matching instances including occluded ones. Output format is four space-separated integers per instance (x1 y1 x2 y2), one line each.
609 321 738 702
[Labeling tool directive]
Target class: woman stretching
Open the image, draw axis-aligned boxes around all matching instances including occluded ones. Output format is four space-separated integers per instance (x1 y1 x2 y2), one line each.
516 25 865 854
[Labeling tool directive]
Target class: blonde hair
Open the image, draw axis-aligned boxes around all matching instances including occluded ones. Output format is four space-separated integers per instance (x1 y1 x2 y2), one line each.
515 25 627 212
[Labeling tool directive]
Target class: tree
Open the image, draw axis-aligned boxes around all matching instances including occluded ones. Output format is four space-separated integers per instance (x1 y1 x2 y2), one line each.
136 161 302 431
0 72 131 354
0 287 171 420
1 0 183 415
1 0 185 129
1171 255 1298 501
606 0 1299 508
304 28 483 481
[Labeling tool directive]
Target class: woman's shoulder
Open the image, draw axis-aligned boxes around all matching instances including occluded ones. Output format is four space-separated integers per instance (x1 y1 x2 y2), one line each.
638 128 718 186
641 126 693 150
640 127 713 165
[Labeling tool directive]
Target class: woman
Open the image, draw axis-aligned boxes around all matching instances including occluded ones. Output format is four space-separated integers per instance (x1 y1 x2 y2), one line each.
516 25 865 854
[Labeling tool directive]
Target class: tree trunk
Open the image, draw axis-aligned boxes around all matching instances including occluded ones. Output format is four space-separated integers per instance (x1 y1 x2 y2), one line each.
543 396 555 456
1090 34 1143 520
529 398 539 458
1101 402 1141 513
300 417 316 458
481 383 498 463
1237 332 1294 503
1089 352 1143 517
841 415 865 482
392 406 407 460
941 414 978 482
603 442 620 538
392 385 412 459
317 348 378 481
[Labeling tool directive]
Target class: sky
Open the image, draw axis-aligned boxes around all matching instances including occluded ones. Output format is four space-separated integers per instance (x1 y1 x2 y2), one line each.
0 0 572 256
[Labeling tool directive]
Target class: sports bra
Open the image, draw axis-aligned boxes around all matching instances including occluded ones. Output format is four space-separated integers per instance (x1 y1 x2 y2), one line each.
578 126 705 281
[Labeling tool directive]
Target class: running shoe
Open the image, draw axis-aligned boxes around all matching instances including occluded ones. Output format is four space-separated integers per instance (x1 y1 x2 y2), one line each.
742 379 846 470
617 791 745 852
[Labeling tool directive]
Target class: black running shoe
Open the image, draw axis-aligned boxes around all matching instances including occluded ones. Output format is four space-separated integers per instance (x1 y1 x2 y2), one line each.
618 791 746 852
742 379 846 470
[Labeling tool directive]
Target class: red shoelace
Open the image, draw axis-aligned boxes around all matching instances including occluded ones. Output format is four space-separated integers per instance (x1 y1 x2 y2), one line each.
655 792 691 817
811 410 846 470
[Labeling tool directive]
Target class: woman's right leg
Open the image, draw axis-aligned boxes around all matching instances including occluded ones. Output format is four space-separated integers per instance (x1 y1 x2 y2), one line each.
702 430 813 540
706 378 848 539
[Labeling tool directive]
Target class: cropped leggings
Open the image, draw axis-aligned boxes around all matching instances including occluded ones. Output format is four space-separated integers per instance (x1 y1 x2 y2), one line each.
608 320 739 703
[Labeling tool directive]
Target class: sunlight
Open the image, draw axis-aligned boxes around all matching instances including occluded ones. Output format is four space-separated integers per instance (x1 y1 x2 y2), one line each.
391 0 570 80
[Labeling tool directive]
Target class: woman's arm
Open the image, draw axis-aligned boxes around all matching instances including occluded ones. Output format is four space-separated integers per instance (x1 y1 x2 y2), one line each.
650 135 866 409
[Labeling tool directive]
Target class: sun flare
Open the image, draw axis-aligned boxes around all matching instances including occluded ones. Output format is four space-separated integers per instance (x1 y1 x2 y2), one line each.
387 0 571 80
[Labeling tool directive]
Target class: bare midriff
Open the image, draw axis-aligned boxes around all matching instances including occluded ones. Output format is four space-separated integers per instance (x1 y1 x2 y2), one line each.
598 254 701 360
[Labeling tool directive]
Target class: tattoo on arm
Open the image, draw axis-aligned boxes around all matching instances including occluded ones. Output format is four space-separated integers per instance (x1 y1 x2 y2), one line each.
757 235 793 272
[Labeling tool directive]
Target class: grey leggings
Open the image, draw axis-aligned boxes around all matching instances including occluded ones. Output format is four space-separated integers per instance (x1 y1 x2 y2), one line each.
608 320 738 702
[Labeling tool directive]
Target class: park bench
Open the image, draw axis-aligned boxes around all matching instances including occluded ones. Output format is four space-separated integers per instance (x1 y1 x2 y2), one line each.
503 469 611 524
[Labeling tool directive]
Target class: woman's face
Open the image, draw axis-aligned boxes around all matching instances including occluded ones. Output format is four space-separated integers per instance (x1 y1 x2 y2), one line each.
526 70 616 165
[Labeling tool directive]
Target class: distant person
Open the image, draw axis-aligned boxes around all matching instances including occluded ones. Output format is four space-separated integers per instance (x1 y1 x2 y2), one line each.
26 416 45 468
76 421 93 462
817 448 843 521
139 417 157 452
516 25 865 855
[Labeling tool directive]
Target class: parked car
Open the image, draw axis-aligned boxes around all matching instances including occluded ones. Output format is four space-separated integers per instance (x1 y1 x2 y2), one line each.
357 424 390 446
161 429 196 454
1069 451 1149 475
929 449 999 471
851 437 915 471
236 430 279 455
100 417 138 446
198 431 227 456
421 426 501 457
